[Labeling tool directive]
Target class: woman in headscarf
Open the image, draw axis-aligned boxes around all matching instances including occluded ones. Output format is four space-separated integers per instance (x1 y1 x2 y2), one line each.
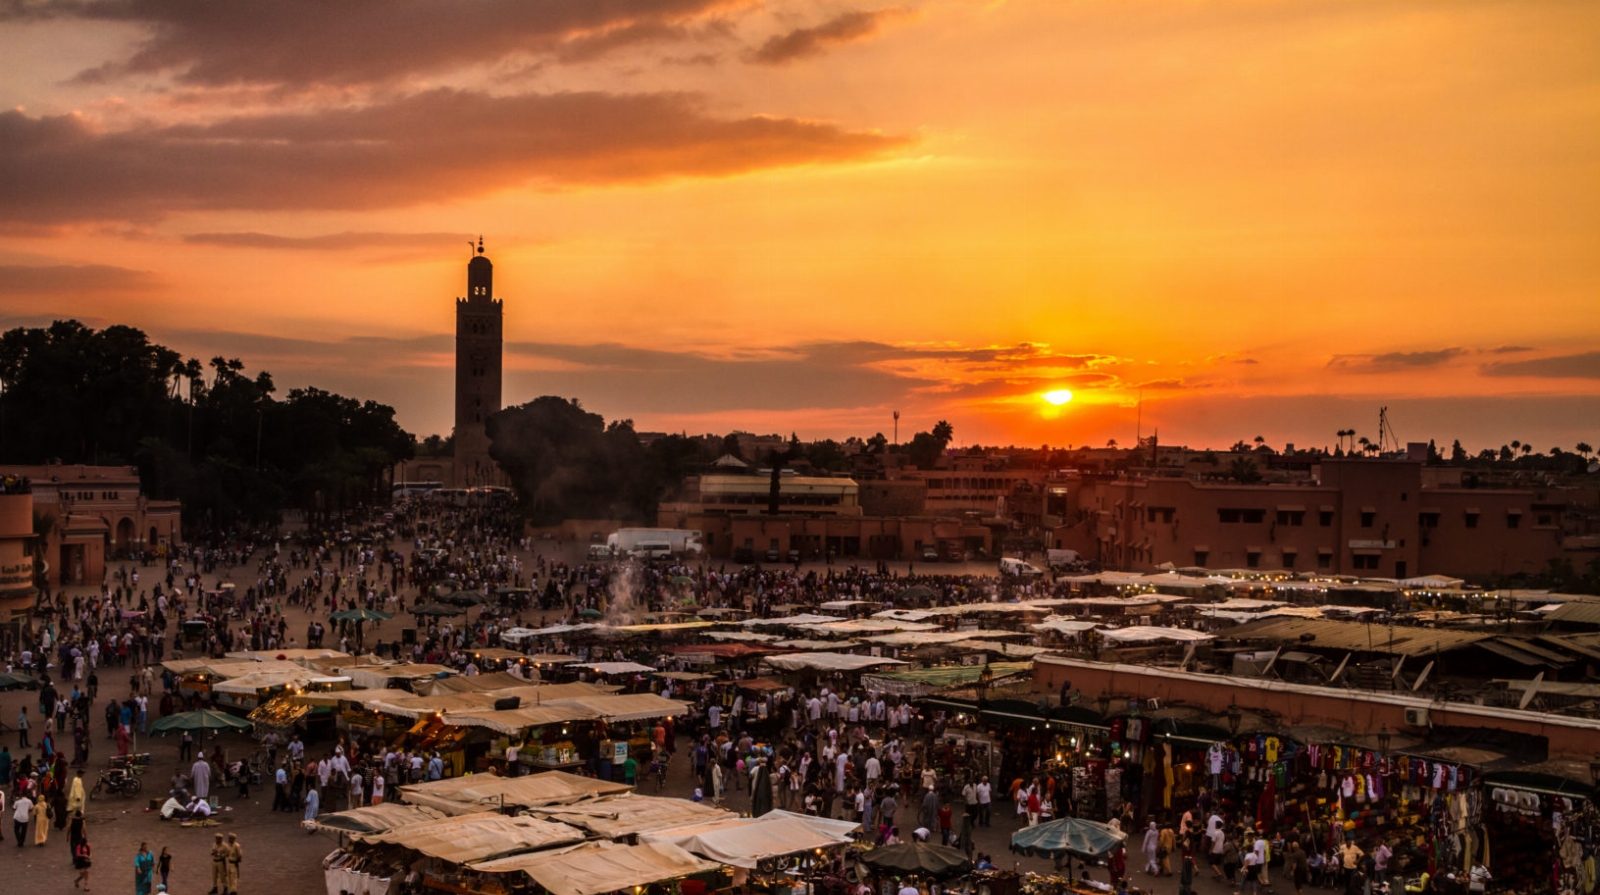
67 769 87 816
69 810 86 851
31 792 50 845
134 841 155 895
1143 821 1161 874
50 782 68 832
1159 825 1178 876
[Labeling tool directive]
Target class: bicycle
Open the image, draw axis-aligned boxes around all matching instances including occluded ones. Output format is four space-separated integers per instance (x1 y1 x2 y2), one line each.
652 755 670 792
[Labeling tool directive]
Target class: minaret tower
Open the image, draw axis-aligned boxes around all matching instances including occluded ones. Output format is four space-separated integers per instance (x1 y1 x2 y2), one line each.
453 236 503 486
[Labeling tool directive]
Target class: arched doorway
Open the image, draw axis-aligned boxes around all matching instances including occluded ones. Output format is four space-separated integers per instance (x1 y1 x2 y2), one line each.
115 517 135 554
149 525 159 547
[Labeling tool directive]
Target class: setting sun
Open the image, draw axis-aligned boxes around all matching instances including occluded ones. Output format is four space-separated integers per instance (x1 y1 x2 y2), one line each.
1043 390 1074 406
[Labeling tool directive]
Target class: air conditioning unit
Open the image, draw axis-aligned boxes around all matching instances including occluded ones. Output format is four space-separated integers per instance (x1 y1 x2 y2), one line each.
1147 698 1162 710
1404 707 1430 728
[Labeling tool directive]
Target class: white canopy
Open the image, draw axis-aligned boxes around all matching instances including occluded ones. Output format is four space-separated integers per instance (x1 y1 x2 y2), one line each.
819 600 875 609
575 662 655 675
641 811 858 868
741 613 838 627
1097 626 1214 644
801 619 941 634
763 652 908 672
872 609 937 622
358 813 585 864
1032 617 1100 634
472 841 721 895
704 631 780 642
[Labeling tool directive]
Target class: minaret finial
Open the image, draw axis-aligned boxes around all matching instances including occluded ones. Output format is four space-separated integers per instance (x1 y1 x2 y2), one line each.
477 235 484 255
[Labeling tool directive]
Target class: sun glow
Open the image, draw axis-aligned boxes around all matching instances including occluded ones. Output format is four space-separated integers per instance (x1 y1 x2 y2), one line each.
1042 389 1073 406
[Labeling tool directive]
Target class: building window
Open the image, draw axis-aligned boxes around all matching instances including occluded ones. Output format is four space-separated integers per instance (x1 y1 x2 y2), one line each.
1537 514 1553 526
1465 512 1479 529
1218 509 1240 524
1283 552 1297 569
1317 552 1332 570
1319 510 1334 527
1276 510 1304 526
1242 509 1265 524
1193 550 1208 567
704 533 714 546
1360 511 1375 528
1246 551 1261 568
1506 513 1521 529
1419 512 1440 528
1352 554 1380 571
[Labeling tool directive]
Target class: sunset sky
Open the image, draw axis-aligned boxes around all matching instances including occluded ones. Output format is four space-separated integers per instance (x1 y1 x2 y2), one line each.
3 1 1597 453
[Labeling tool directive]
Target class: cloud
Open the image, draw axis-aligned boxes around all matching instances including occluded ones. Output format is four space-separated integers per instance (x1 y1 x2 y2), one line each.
181 231 472 251
0 263 159 295
1326 348 1466 373
0 0 743 88
0 90 909 223
1481 351 1600 380
749 8 906 65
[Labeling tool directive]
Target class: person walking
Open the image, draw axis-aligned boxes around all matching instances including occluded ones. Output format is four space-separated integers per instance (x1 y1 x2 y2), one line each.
11 790 30 845
192 752 212 801
303 783 321 829
135 841 156 895
73 835 92 890
17 707 29 748
158 846 173 889
31 790 49 845
1142 821 1160 874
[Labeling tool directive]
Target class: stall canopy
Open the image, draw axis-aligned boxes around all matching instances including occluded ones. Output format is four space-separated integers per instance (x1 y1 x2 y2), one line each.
542 693 690 723
1032 618 1100 635
762 653 909 672
312 803 452 834
1097 626 1214 644
575 662 656 675
358 813 586 864
471 840 721 895
641 811 858 868
741 614 838 627
859 842 973 878
442 704 600 734
864 662 1033 693
398 771 630 815
534 794 730 839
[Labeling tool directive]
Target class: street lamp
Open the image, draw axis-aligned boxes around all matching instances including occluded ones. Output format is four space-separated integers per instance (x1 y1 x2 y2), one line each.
1377 725 1391 753
1226 705 1242 735
1096 694 1111 717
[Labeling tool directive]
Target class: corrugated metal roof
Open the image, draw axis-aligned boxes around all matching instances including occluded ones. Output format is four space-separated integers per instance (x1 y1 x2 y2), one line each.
1542 600 1600 626
1474 640 1550 667
1221 618 1490 656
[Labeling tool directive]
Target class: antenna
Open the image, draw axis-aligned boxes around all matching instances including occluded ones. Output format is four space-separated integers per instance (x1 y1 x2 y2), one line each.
1378 406 1399 454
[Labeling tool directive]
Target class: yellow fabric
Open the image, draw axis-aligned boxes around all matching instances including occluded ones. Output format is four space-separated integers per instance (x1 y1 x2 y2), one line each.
67 777 86 813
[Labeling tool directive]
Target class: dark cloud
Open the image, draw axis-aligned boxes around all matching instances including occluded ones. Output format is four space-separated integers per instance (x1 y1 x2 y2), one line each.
1488 345 1535 354
181 231 471 251
1327 348 1465 372
0 263 159 295
1481 351 1600 380
0 89 909 223
749 8 905 65
0 0 740 88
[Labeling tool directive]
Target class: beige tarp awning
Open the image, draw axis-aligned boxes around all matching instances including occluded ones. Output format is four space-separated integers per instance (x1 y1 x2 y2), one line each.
398 771 631 815
311 803 454 834
443 704 599 734
532 794 730 839
762 653 908 672
640 811 858 868
472 841 721 895
358 813 586 863
542 693 690 723
418 672 525 693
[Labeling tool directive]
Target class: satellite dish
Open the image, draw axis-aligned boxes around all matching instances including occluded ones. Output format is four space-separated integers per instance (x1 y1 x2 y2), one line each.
1179 642 1197 671
1518 671 1545 710
1329 652 1351 682
1411 660 1435 692
1262 646 1284 678
1589 461 1600 474
1391 655 1406 681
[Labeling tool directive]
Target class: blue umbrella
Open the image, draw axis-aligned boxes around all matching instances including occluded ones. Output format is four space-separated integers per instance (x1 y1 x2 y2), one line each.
1010 816 1126 861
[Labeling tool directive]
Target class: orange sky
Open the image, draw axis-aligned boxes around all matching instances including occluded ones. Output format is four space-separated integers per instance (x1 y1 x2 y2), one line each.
2 1 1597 452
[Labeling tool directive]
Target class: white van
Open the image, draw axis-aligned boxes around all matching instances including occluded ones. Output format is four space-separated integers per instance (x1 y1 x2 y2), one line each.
998 557 1045 578
629 541 673 560
587 544 614 560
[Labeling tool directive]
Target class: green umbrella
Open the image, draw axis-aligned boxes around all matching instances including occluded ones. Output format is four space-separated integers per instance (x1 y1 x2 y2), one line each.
859 842 972 878
149 710 253 735
669 576 694 585
411 603 466 617
330 608 394 622
1010 816 1126 861
441 591 489 607
578 608 604 618
0 672 38 691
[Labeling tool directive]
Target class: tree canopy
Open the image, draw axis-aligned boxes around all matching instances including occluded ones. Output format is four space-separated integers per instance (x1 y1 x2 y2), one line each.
0 320 413 529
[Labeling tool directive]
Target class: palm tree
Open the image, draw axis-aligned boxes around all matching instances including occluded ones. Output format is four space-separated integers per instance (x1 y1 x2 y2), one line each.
1521 443 1533 457
931 420 954 448
1106 438 1118 449
1577 442 1593 460
1357 436 1372 456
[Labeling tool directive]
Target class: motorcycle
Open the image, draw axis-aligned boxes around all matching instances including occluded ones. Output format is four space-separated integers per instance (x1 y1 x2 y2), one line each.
90 767 143 799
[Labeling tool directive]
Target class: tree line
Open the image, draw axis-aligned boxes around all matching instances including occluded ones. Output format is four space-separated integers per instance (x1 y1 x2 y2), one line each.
0 320 414 531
